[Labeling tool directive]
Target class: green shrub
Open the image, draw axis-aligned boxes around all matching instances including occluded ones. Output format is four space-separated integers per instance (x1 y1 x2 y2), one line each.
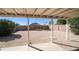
68 17 79 35
0 19 16 36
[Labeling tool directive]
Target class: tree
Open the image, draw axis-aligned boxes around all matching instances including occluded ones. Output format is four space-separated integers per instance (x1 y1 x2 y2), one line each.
56 19 66 25
68 17 79 35
0 19 16 36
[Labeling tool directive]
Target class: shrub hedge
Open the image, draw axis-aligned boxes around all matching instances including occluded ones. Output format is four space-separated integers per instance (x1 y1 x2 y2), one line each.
0 19 15 36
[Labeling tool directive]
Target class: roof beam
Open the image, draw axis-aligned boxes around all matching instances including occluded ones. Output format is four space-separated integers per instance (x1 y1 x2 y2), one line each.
40 8 50 16
58 9 78 16
65 10 79 18
0 13 67 19
52 8 70 16
47 8 61 16
23 8 27 16
0 8 8 15
12 8 18 15
33 8 38 16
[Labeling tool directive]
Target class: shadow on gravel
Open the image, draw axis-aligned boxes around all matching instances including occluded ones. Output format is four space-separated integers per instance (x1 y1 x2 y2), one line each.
0 34 22 42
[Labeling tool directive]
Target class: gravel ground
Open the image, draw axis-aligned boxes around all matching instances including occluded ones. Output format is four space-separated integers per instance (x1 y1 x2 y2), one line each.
0 30 51 48
0 30 79 49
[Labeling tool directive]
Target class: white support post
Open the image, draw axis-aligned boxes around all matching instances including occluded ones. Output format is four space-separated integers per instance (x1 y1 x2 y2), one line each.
27 18 30 45
66 19 69 40
51 18 53 43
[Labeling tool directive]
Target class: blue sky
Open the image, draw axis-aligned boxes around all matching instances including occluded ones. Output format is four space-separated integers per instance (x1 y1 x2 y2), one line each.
0 17 57 25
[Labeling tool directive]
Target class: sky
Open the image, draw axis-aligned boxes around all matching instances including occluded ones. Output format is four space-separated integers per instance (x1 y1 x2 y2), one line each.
0 17 57 25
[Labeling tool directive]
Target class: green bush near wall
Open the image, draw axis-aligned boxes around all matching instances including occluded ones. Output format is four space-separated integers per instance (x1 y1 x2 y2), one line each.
0 19 16 36
68 17 79 35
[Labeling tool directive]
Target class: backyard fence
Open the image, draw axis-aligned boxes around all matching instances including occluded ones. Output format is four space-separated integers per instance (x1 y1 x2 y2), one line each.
49 25 66 32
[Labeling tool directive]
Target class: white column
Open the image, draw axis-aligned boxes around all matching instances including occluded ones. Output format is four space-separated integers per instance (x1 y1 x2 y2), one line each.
27 18 30 45
51 18 53 43
66 19 69 40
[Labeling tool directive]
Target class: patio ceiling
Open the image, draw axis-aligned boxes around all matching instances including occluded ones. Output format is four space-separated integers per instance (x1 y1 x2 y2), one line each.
0 8 79 19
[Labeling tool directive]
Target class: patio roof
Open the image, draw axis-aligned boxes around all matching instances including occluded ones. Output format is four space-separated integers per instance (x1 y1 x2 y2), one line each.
0 8 79 19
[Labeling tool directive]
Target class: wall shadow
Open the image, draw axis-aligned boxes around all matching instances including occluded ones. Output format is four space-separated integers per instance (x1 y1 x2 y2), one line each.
72 49 79 51
0 34 22 42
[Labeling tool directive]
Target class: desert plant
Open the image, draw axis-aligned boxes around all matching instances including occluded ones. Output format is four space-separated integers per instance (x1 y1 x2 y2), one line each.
0 19 16 36
68 17 79 35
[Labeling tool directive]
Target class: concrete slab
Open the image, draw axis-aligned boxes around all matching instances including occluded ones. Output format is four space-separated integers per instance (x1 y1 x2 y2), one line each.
1 42 77 51
1 45 38 51
30 42 77 51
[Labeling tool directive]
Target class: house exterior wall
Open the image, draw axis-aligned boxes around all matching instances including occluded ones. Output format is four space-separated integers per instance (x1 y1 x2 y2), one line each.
15 26 27 31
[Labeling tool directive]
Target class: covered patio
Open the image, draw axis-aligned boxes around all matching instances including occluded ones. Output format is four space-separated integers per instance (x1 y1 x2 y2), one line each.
0 8 79 51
